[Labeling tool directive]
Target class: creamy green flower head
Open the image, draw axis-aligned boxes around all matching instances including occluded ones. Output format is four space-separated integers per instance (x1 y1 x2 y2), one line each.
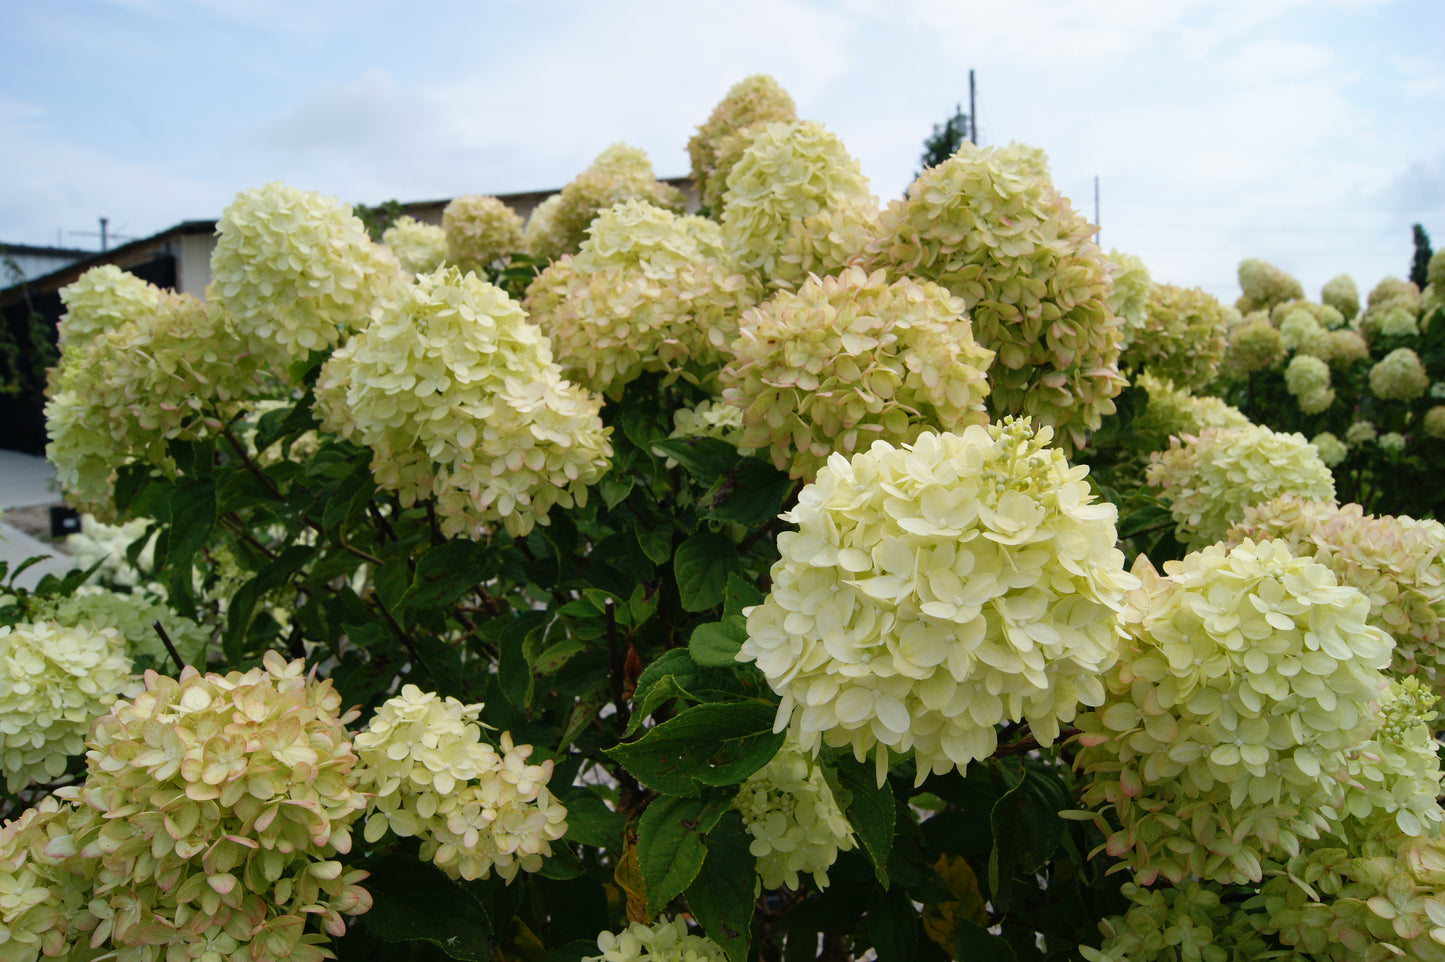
355 685 567 882
316 266 612 538
209 182 405 370
0 620 132 791
1425 406 1445 439
1134 374 1251 444
1322 273 1360 320
1346 420 1377 445
35 584 209 669
1223 494 1340 553
771 197 883 293
382 214 448 274
1103 249 1152 349
0 796 94 960
1074 540 1394 886
1121 284 1229 392
720 120 871 281
57 264 164 353
1220 315 1285 380
1367 275 1423 315
525 205 763 397
738 419 1138 786
72 651 372 956
1311 431 1347 467
720 266 994 480
732 737 855 891
872 142 1126 452
1325 328 1370 369
1369 347 1430 401
587 918 729 962
1146 424 1336 551
443 195 525 275
45 291 267 517
1366 304 1420 341
1285 354 1334 414
1080 880 1271 962
1379 431 1407 453
1278 309 1329 358
1236 258 1303 313
66 514 153 588
526 144 686 264
670 398 748 450
1343 677 1445 837
688 74 798 216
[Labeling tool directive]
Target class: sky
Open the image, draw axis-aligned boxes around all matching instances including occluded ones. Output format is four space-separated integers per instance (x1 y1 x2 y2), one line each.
2 0 1443 305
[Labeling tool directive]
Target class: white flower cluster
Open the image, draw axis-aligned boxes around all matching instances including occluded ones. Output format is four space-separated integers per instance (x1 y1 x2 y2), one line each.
1146 424 1336 551
1342 676 1445 837
208 182 405 370
66 514 154 588
732 740 855 891
1103 249 1152 350
738 420 1136 785
0 620 132 791
315 267 612 538
1284 354 1334 414
55 264 163 353
720 120 872 280
1369 347 1430 401
34 584 210 669
688 74 798 216
587 918 728 962
1120 284 1229 393
523 200 760 397
443 195 525 274
382 214 449 274
1074 540 1395 886
355 685 567 882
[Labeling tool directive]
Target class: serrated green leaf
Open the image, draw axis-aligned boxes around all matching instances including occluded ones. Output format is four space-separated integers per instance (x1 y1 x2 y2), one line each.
165 478 217 571
723 573 764 618
705 459 794 526
635 524 673 565
606 701 783 796
498 611 548 710
650 437 742 480
686 812 756 962
868 887 918 962
987 772 1063 912
689 615 747 667
674 532 745 612
638 794 729 916
559 678 611 751
835 755 895 888
400 540 495 611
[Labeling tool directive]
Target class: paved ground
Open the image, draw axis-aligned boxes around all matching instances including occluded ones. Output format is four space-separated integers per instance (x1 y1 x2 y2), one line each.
0 449 76 590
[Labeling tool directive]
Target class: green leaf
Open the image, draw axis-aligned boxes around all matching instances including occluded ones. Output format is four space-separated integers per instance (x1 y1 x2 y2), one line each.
606 701 784 796
600 475 634 510
1116 504 1173 540
222 544 316 661
987 769 1063 912
649 437 742 480
952 920 1017 962
705 460 794 527
560 791 626 850
321 460 376 532
722 573 764 618
164 477 217 571
498 612 549 710
638 794 729 916
558 678 611 751
835 755 895 888
400 540 496 612
674 532 745 612
689 615 747 667
635 523 674 566
868 887 918 962
686 812 756 962
359 854 492 961
627 649 704 736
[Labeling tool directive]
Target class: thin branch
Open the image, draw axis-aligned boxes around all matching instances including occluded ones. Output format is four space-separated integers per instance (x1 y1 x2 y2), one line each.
604 598 631 732
152 619 187 672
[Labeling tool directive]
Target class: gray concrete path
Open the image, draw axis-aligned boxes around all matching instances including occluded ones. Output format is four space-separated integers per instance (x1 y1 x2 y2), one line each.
0 449 77 590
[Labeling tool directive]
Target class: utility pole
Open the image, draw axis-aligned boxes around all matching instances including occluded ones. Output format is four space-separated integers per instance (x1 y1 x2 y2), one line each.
968 70 977 144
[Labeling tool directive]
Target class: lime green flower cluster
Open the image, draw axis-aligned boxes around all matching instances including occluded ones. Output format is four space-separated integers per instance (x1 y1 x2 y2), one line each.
355 685 567 883
1145 424 1336 550
1074 540 1394 886
32 584 209 669
1132 374 1250 448
732 739 855 891
1425 405 1445 438
719 267 994 480
55 264 163 353
0 797 93 962
738 421 1136 786
66 514 154 588
1284 354 1334 413
1326 328 1370 368
1120 284 1229 393
1342 677 1444 837
443 195 524 275
1369 347 1430 401
208 182 405 370
1236 258 1304 314
670 398 748 449
1346 420 1378 446
871 142 1126 452
315 267 612 538
1080 881 1271 962
381 214 448 274
1322 273 1360 321
1311 431 1347 467
523 200 761 397
1220 314 1285 381
1380 431 1407 453
45 291 266 516
1278 306 1330 358
687 74 798 217
525 144 685 264
58 653 372 961
720 121 871 281
1361 276 1422 332
1103 249 1152 349
0 620 132 791
770 198 883 293
1229 499 1445 696
1424 251 1445 320
587 918 728 962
